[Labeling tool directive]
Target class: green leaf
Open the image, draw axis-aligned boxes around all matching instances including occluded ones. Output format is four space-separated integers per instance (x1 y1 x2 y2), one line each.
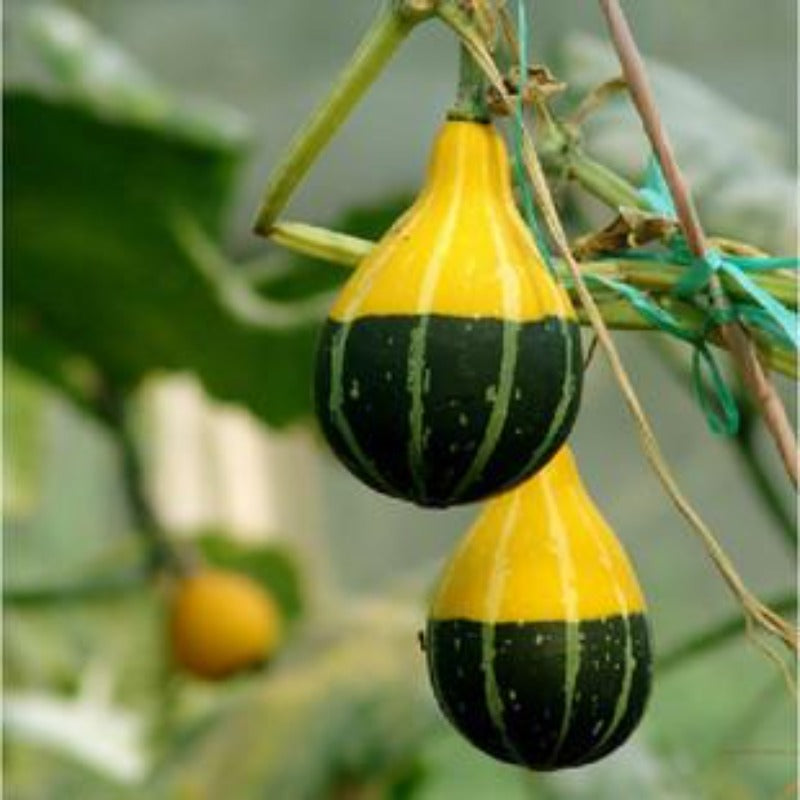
6 83 411 430
196 534 305 623
3 364 46 519
5 87 315 427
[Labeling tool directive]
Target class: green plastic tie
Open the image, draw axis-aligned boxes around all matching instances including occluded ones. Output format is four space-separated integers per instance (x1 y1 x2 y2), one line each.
638 154 798 349
581 273 741 435
581 153 798 435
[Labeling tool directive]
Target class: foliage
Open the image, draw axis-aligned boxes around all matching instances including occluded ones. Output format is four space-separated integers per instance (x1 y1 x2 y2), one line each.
197 534 306 624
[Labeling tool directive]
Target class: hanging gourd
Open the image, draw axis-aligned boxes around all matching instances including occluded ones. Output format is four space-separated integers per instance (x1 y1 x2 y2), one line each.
425 446 652 769
314 120 582 508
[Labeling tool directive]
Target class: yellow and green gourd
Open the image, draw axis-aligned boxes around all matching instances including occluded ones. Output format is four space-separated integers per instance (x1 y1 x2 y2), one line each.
425 447 652 769
314 120 582 507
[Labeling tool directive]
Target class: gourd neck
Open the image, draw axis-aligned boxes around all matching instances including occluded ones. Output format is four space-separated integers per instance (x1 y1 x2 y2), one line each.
423 120 511 204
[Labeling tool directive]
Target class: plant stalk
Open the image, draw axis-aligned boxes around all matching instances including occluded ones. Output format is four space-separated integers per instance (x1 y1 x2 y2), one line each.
4 570 148 607
101 387 188 575
253 3 428 235
563 148 645 210
448 42 490 122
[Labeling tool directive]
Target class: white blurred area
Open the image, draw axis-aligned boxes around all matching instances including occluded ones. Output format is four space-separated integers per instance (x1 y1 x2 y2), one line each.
145 375 323 548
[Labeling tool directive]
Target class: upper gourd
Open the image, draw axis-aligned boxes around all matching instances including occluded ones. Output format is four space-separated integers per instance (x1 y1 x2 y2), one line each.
425 447 652 770
315 120 582 507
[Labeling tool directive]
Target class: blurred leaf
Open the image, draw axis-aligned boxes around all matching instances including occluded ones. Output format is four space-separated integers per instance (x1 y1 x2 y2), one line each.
153 602 439 800
3 364 46 519
4 84 328 427
5 6 415 429
22 4 248 147
559 34 797 254
196 534 305 624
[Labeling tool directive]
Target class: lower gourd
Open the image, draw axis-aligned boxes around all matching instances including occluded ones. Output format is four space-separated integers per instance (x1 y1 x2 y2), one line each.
425 447 652 769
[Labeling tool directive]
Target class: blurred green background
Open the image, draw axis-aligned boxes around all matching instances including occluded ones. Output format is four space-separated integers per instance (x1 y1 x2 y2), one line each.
3 2 797 798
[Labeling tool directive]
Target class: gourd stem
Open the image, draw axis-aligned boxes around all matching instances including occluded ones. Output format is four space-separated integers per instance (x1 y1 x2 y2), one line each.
253 4 427 235
448 43 490 123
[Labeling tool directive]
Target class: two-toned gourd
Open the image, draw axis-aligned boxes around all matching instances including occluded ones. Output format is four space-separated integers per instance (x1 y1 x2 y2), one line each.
315 120 582 507
425 447 652 769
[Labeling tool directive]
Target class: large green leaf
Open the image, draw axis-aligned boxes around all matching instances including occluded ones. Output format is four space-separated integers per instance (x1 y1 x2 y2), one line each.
5 87 318 427
5 93 410 430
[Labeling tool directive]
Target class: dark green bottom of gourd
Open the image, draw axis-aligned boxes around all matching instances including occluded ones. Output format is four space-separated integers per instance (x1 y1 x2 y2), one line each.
425 614 652 770
314 313 582 507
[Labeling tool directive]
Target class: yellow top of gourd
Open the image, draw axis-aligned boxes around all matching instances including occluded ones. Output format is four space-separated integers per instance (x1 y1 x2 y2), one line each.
430 447 646 623
330 120 575 323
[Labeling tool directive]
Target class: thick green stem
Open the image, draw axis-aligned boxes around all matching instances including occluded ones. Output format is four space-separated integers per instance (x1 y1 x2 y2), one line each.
253 4 426 235
270 220 371 267
4 570 148 607
537 123 645 210
585 260 797 309
448 43 490 122
264 220 797 310
102 388 187 575
566 150 645 209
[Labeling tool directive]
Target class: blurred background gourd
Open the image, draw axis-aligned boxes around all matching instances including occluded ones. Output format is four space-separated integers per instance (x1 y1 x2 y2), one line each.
170 569 283 680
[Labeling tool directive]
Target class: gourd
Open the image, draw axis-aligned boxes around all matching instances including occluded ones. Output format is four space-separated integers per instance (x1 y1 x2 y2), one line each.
169 569 282 680
314 120 582 508
425 447 652 769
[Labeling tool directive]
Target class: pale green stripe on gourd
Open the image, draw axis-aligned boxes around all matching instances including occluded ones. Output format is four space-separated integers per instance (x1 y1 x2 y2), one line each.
328 324 394 494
